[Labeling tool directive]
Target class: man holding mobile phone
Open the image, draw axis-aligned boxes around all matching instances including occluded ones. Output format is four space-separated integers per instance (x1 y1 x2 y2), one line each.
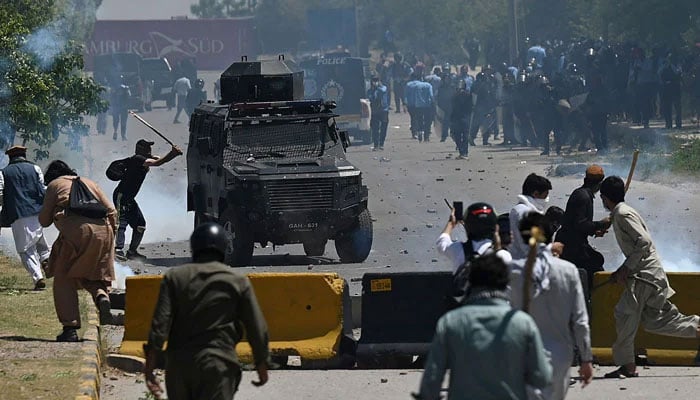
436 201 512 275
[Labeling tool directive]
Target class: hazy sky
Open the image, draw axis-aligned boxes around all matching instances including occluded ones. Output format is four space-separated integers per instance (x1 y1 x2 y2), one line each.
96 0 194 20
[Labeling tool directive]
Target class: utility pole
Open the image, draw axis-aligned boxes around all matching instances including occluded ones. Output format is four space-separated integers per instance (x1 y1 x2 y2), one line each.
508 0 520 66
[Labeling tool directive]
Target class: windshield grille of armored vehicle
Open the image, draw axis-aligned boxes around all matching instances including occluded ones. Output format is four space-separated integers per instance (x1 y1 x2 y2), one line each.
265 178 335 211
222 119 327 165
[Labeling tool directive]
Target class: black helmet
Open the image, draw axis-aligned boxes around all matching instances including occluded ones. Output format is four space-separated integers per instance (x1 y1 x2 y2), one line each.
465 202 498 240
195 78 205 89
190 222 228 260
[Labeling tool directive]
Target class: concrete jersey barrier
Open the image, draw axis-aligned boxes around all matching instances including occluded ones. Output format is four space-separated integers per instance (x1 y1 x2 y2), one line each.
120 272 349 364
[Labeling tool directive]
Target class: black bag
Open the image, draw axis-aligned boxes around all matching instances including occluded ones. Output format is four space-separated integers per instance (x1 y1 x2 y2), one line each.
69 177 109 219
452 240 480 297
106 157 129 181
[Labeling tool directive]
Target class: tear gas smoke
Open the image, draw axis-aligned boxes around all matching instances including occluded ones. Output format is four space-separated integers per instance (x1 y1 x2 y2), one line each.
113 260 135 290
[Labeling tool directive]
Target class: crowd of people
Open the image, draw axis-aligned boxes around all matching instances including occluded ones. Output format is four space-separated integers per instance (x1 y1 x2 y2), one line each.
418 165 700 400
369 38 700 157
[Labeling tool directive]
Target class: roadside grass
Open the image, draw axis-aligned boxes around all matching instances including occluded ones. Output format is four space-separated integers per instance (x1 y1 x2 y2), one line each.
669 137 700 174
0 252 90 399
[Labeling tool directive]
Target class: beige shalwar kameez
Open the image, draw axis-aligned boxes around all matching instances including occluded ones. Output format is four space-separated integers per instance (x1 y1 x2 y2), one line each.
609 202 699 366
39 176 117 328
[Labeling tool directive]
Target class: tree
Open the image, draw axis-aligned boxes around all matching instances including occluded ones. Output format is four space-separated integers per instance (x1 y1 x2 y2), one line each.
191 0 257 18
0 0 106 159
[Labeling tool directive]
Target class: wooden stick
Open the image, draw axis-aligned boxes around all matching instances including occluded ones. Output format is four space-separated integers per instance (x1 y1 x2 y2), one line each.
522 226 545 314
129 111 176 146
624 149 640 193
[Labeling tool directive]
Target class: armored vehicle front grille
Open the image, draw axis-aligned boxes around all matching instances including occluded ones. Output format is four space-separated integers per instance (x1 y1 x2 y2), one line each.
265 179 334 211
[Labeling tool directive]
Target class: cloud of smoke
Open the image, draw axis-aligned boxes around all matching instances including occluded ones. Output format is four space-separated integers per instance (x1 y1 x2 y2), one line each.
23 24 68 70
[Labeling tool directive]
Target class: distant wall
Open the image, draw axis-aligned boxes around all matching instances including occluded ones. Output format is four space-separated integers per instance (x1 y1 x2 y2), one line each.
84 18 258 71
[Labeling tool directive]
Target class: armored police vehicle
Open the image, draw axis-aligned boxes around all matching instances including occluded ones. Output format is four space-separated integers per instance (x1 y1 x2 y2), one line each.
187 56 372 266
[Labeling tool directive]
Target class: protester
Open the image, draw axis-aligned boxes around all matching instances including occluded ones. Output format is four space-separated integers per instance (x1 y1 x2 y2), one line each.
599 176 700 378
144 222 270 400
557 165 611 290
0 145 51 290
436 202 511 274
39 160 116 342
509 212 593 399
509 173 553 259
112 140 182 260
415 254 552 400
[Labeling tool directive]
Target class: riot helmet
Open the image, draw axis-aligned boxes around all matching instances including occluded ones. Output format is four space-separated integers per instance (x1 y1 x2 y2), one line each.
195 78 205 89
190 222 229 261
465 202 498 240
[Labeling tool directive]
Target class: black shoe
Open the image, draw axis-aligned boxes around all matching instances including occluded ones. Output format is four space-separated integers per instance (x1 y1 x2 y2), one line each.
34 279 46 291
469 139 476 146
603 366 638 378
56 327 79 342
126 250 147 261
540 151 550 156
97 295 112 325
115 249 127 261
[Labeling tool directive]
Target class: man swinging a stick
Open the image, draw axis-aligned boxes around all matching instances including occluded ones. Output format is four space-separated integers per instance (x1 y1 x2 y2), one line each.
600 174 700 378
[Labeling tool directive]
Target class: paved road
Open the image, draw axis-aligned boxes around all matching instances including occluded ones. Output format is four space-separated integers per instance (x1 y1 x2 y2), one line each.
102 364 700 400
19 70 696 399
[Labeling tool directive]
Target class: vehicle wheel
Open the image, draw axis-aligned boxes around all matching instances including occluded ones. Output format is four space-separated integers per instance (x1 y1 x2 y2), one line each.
219 208 254 267
303 239 327 257
334 208 373 263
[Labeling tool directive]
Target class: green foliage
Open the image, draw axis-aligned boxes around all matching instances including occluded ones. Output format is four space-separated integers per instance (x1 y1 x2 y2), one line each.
191 0 256 18
0 0 106 160
671 139 700 174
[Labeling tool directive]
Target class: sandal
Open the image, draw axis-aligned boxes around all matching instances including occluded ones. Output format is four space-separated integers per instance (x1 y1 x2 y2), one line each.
603 367 639 379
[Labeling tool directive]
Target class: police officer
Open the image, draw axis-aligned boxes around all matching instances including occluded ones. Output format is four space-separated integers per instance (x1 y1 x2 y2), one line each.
469 65 498 146
659 54 683 129
144 223 270 400
111 75 131 141
437 63 457 142
186 78 207 119
450 79 472 159
367 75 390 151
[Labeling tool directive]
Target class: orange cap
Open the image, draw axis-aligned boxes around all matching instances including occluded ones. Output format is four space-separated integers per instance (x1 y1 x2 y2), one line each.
585 164 605 180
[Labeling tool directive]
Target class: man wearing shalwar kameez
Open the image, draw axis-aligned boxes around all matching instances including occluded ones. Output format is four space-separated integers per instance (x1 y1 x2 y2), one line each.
600 176 700 378
509 212 593 400
39 160 117 342
0 145 50 290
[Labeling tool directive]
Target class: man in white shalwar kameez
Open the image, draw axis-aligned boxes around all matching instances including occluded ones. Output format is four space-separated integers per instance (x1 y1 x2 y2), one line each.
0 146 50 290
599 176 700 378
509 212 593 400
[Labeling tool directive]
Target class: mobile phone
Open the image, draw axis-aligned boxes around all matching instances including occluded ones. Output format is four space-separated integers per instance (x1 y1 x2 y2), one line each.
453 201 463 221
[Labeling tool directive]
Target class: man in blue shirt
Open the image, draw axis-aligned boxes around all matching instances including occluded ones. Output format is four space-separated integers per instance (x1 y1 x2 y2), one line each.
367 75 390 150
404 73 435 142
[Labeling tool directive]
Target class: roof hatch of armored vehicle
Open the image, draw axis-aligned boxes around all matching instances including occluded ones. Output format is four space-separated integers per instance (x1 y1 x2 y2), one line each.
219 55 304 104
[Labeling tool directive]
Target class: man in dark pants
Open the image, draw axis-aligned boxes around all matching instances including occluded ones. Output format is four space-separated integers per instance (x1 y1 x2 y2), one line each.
144 223 270 400
392 53 412 113
557 165 611 291
659 55 683 129
110 75 131 141
450 79 472 159
112 140 182 260
367 75 390 150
